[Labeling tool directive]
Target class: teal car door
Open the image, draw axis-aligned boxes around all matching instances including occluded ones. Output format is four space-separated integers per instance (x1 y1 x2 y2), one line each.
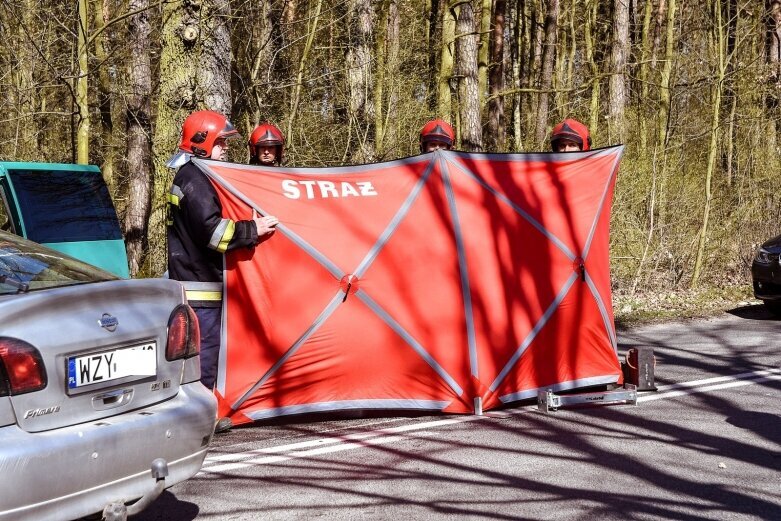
0 162 130 278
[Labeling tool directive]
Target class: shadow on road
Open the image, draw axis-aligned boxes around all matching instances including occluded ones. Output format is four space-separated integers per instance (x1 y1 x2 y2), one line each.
726 303 779 321
167 312 781 520
130 491 199 521
726 410 781 446
200 384 781 520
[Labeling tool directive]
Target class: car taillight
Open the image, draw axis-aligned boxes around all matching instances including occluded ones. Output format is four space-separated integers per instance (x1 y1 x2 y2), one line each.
166 304 200 361
0 338 47 396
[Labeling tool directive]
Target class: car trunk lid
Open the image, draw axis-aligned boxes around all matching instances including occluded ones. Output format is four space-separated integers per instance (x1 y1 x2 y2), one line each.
0 279 190 433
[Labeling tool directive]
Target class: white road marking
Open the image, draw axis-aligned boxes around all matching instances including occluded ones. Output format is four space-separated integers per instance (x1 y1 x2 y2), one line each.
638 368 781 402
199 368 780 475
200 417 490 474
206 418 473 464
652 368 781 392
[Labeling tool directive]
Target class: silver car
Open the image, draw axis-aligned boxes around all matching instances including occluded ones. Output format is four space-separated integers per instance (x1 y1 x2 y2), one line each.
0 231 216 520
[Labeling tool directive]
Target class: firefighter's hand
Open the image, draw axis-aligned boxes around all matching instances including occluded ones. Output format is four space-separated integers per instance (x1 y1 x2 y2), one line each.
253 210 279 242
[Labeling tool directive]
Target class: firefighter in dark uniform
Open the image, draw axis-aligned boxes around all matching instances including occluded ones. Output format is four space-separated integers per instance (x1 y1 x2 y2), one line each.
248 122 285 166
550 118 592 152
419 119 455 153
166 110 279 432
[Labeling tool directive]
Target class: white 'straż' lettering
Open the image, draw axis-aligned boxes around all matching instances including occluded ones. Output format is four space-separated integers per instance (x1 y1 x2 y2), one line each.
280 180 378 200
299 180 317 199
318 181 338 198
282 179 300 199
341 183 360 197
357 182 378 196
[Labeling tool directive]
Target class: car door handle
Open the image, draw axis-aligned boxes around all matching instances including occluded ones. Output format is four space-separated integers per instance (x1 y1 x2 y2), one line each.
92 388 134 410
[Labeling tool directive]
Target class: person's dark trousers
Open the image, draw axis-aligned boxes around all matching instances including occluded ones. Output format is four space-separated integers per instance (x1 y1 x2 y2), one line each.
194 305 222 389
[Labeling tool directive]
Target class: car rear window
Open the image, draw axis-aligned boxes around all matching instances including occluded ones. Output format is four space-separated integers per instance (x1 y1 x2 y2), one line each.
8 169 122 243
0 230 116 294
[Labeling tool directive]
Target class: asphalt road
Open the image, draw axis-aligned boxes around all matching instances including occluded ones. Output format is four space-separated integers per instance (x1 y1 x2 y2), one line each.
133 305 781 521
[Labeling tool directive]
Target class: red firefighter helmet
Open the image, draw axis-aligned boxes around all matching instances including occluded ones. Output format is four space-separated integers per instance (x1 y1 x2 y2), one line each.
249 123 285 165
419 119 455 152
550 119 592 151
177 110 239 157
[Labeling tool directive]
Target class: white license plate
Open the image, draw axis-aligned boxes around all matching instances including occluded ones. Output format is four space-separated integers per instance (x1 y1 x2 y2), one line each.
67 342 157 389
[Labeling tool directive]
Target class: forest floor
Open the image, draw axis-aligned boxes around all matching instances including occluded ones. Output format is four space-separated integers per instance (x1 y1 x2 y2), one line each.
612 283 759 329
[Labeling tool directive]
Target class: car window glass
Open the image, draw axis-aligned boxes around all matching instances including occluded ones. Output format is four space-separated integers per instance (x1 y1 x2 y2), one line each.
0 178 16 234
0 230 116 294
8 169 122 243
0 194 9 231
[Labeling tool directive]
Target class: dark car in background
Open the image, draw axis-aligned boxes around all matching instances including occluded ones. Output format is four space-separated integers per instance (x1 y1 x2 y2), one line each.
751 234 781 315
0 231 216 520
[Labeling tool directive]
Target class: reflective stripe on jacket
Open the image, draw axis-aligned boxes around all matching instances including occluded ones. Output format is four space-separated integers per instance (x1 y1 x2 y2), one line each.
181 281 223 303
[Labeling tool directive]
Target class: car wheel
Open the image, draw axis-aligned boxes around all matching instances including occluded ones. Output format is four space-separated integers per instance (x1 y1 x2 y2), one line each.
763 301 781 316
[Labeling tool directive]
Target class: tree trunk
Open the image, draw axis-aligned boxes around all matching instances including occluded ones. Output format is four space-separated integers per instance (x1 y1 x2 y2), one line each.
287 0 323 149
346 0 375 162
766 0 781 138
609 0 630 142
511 0 524 150
769 1 781 77
478 0 493 107
722 0 737 187
201 0 232 115
526 0 544 137
585 0 600 137
534 0 558 147
374 0 391 157
654 0 675 274
658 0 675 156
438 3 456 119
150 0 234 275
455 1 483 151
487 0 506 151
76 0 90 164
692 0 724 287
428 0 444 107
12 0 37 158
559 3 576 120
651 0 667 68
384 0 401 152
638 0 654 157
630 0 657 292
93 0 115 194
124 0 153 277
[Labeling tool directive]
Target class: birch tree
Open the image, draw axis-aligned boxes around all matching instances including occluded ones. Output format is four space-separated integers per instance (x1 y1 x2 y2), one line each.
455 0 483 151
346 0 375 162
124 0 153 276
609 0 629 141
438 3 456 119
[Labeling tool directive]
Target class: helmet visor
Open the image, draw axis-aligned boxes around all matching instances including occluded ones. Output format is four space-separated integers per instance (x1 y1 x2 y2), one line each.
218 120 241 141
551 131 583 149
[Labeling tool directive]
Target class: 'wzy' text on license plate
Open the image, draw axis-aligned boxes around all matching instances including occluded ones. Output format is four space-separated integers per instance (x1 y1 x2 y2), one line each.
68 342 156 388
